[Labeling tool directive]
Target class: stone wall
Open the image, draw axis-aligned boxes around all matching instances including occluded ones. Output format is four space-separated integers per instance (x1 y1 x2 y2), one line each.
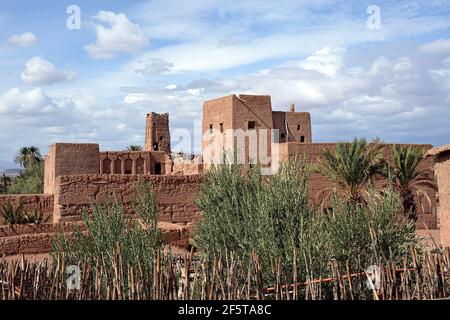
0 194 54 226
53 174 202 224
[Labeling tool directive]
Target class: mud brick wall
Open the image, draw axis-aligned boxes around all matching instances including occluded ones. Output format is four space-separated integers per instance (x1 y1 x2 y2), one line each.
99 151 171 175
277 142 438 229
53 174 202 224
0 194 54 226
44 143 100 194
0 221 190 256
145 112 171 153
427 146 450 247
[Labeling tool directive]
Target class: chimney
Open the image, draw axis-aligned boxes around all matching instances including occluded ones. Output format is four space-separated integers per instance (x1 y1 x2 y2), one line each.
290 104 295 112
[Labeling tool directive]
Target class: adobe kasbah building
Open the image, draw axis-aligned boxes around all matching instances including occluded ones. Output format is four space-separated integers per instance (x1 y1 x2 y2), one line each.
0 94 449 255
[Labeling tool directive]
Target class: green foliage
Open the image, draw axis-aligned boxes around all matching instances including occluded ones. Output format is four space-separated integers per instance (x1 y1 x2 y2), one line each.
0 175 12 194
14 146 42 169
9 162 44 194
321 189 419 268
193 159 421 285
314 138 384 204
51 179 162 271
380 145 435 220
126 145 143 151
0 200 47 224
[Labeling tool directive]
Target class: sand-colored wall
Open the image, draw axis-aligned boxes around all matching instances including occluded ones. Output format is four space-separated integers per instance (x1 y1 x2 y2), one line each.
145 112 171 153
53 174 202 224
99 151 171 175
44 143 99 194
272 111 312 143
0 221 190 256
433 152 450 246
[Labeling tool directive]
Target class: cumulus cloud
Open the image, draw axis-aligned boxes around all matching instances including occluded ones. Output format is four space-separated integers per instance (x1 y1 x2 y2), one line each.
84 11 149 59
21 57 74 86
135 58 173 75
7 32 37 47
0 87 57 114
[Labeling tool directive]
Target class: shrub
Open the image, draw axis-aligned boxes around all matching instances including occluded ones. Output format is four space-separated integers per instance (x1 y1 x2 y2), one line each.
193 159 321 277
0 200 47 225
193 159 421 285
320 188 419 268
51 179 162 271
9 162 44 194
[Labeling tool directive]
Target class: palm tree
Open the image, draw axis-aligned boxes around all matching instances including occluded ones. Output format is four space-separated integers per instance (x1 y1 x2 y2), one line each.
13 146 42 169
314 138 384 206
126 145 143 151
381 145 436 221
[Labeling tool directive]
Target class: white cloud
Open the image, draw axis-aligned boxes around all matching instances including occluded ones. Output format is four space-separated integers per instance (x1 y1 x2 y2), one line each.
0 87 58 114
297 47 346 77
7 32 37 47
123 93 153 104
135 58 173 75
84 11 149 59
419 39 450 55
21 57 74 86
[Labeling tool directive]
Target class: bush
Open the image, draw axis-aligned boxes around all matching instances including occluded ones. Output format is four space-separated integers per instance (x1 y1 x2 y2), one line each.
51 179 162 271
193 159 322 277
193 159 421 284
9 162 44 194
0 200 47 224
321 189 419 268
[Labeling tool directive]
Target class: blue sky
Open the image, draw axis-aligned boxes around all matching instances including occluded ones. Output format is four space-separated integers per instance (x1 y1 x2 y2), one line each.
1 0 450 169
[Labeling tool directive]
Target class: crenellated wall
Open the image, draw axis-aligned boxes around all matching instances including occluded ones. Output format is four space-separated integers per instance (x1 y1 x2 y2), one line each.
99 151 171 175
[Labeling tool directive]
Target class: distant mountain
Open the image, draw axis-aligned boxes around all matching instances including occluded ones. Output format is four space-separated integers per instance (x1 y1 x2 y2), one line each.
1 168 22 178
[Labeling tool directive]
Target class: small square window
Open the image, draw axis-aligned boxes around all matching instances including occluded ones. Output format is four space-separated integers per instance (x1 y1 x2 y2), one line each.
297 124 301 130
220 123 224 133
300 136 305 143
280 133 285 139
248 121 256 130
159 136 163 141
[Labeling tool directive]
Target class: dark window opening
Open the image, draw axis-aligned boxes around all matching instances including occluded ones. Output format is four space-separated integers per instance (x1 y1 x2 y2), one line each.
300 136 305 143
209 124 213 133
219 123 224 133
153 143 159 151
124 159 132 174
248 121 256 130
280 133 285 140
297 124 301 130
159 136 163 141
154 163 162 175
